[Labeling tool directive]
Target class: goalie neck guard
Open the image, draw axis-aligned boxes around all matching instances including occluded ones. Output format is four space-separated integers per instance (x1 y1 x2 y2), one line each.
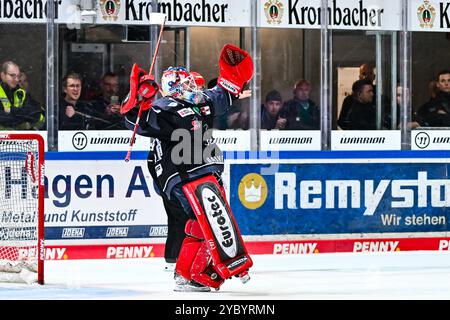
160 67 205 104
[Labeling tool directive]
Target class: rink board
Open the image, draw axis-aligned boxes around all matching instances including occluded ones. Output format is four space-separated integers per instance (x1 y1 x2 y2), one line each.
39 150 450 259
42 236 450 260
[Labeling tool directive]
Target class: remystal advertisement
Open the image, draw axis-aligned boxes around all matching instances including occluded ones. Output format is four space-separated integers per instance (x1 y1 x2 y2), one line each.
230 159 450 235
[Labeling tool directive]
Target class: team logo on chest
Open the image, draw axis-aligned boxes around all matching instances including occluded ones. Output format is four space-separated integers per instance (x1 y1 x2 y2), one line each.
200 106 211 115
177 108 195 117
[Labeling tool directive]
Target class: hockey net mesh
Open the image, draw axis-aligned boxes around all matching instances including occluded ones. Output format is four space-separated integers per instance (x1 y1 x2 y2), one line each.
0 138 41 282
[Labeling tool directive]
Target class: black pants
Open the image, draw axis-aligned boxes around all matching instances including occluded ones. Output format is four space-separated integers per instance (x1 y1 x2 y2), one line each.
148 155 190 263
161 193 189 263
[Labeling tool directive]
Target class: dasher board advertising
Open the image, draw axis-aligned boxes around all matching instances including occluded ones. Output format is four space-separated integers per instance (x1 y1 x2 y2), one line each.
44 157 167 243
260 130 321 151
58 130 251 152
412 130 450 150
331 130 401 150
229 158 450 235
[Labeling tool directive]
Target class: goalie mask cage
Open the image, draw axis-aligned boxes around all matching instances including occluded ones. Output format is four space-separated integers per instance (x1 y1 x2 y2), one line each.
0 133 44 284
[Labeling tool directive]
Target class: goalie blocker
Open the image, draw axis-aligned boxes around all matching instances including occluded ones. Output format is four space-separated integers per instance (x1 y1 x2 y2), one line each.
176 175 253 290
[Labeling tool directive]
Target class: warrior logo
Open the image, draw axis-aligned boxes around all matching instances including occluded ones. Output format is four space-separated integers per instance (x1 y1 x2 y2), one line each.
100 0 120 21
264 0 284 24
417 0 436 28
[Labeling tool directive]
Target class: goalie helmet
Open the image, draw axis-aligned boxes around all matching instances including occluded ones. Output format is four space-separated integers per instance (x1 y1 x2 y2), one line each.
161 66 205 104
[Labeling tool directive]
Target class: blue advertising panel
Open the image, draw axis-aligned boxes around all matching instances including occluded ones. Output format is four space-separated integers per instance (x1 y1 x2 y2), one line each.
42 152 168 243
229 160 450 235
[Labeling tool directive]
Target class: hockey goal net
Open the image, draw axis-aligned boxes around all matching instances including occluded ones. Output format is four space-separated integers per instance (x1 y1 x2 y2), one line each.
0 133 44 284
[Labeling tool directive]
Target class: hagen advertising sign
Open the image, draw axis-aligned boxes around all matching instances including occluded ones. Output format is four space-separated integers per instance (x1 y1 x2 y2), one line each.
43 158 167 242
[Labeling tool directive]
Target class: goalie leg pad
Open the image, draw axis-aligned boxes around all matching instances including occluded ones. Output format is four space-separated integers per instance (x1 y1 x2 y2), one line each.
175 230 224 289
182 175 253 280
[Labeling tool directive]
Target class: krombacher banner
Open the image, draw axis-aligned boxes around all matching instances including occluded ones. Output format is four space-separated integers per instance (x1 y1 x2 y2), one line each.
261 0 402 30
0 0 449 31
0 0 251 27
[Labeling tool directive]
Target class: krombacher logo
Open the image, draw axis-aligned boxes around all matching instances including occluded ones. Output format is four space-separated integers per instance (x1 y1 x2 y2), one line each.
0 0 61 19
287 0 385 27
100 0 121 21
125 0 229 23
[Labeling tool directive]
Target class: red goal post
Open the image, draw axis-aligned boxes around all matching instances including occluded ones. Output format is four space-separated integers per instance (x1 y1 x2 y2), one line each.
0 133 44 284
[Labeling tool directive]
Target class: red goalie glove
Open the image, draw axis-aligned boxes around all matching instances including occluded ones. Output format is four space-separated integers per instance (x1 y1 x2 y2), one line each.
217 44 254 96
120 63 160 114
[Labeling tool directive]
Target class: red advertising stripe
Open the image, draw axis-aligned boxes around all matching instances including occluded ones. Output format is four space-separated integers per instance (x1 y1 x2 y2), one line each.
43 237 450 260
44 244 166 260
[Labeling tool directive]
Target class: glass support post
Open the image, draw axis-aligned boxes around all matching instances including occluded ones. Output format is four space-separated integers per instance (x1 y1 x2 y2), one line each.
320 0 332 150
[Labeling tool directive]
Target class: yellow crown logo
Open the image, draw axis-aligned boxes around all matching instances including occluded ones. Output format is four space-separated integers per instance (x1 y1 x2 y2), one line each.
238 173 268 210
244 180 262 202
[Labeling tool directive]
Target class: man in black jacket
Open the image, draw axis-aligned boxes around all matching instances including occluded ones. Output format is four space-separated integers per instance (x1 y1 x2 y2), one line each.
59 72 98 130
416 70 450 127
344 79 377 130
281 79 320 130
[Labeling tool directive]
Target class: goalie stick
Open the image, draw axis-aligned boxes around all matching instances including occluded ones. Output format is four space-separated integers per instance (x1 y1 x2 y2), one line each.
124 14 167 162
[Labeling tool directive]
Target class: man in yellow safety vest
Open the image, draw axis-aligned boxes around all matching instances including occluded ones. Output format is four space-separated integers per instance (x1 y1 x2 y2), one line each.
0 61 45 130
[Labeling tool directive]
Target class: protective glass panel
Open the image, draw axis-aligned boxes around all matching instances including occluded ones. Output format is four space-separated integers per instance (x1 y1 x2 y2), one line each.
185 26 248 131
331 30 400 150
58 24 132 131
410 31 450 150
260 29 322 151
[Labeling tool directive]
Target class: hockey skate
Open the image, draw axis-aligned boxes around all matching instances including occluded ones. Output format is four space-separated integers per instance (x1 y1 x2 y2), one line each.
173 273 211 292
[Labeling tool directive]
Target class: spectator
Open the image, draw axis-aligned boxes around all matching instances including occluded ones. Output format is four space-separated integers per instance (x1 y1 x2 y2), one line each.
338 64 374 129
344 79 377 130
385 85 420 129
428 80 439 99
416 70 450 127
18 71 29 91
90 72 124 130
338 63 391 129
337 92 354 129
59 72 96 130
0 61 45 130
261 90 286 130
359 63 376 83
280 79 320 130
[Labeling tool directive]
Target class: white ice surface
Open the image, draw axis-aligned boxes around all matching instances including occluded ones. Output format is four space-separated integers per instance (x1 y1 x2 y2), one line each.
0 251 449 300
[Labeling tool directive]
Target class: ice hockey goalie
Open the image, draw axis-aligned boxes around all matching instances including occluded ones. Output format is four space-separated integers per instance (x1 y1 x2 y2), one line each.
122 44 254 292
